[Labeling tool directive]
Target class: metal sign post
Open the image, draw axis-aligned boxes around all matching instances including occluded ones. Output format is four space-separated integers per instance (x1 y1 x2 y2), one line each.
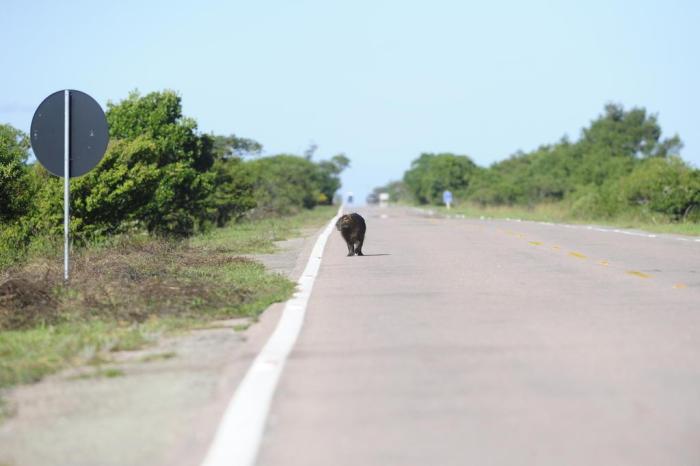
64 90 70 280
31 89 109 282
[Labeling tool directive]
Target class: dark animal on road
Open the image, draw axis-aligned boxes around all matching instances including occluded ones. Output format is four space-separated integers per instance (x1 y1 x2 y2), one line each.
335 213 366 256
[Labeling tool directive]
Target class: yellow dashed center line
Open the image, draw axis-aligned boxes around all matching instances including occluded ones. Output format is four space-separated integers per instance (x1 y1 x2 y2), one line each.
496 230 680 287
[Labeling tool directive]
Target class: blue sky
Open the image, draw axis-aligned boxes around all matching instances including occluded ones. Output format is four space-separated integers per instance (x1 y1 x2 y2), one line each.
2 0 699 202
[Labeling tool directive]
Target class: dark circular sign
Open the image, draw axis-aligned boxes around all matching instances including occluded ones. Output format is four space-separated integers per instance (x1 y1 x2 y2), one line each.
30 90 109 178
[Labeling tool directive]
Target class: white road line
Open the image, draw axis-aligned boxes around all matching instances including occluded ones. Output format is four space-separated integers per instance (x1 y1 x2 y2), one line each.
201 207 342 466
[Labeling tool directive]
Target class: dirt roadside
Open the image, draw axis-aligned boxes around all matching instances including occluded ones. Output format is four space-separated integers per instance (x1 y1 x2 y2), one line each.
0 225 326 466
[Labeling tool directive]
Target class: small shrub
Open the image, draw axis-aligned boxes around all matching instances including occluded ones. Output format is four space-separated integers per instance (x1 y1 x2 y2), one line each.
619 156 700 220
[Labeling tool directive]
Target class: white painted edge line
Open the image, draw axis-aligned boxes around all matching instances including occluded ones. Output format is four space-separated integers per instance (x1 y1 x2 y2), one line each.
414 207 698 244
201 206 343 466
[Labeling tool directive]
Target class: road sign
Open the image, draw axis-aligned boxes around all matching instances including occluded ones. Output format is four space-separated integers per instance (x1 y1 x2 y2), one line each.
443 190 453 208
30 90 109 281
31 90 109 177
379 192 390 208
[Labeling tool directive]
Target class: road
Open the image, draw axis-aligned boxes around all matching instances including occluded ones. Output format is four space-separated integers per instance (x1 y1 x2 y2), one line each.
252 206 700 465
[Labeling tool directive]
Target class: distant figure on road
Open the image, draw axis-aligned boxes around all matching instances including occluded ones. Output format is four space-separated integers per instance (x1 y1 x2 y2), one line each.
335 213 366 256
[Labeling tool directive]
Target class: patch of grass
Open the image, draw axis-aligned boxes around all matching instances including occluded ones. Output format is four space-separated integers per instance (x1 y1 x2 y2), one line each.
192 205 336 254
0 395 15 423
109 328 152 352
232 323 251 332
139 351 177 363
442 203 571 223
0 321 155 388
0 206 335 401
69 367 125 380
86 353 114 366
610 221 700 236
102 368 125 378
189 323 231 331
433 203 700 236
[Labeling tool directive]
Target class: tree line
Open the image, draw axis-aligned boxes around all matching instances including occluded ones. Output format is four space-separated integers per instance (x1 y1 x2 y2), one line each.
0 90 349 266
374 104 699 222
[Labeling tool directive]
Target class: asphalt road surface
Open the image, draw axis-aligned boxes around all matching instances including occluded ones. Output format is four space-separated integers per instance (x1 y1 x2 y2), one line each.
254 206 700 466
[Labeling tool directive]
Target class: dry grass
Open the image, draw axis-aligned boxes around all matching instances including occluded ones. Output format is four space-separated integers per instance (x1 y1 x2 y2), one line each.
0 240 263 331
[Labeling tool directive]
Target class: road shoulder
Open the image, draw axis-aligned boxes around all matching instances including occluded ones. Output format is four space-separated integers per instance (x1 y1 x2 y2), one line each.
0 224 326 466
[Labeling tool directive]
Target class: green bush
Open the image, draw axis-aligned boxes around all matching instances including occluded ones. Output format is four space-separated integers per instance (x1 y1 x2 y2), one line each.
106 90 213 172
403 153 478 205
247 155 322 215
0 221 33 268
103 90 216 236
568 184 625 219
209 157 256 227
0 124 31 222
314 154 350 205
619 156 700 220
246 154 348 215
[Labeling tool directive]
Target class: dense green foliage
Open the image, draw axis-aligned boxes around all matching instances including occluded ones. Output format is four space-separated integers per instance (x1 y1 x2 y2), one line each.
0 90 348 266
0 125 31 222
211 134 263 159
209 157 256 227
619 156 700 219
380 104 698 223
246 153 348 215
248 155 320 214
403 153 478 204
314 153 351 205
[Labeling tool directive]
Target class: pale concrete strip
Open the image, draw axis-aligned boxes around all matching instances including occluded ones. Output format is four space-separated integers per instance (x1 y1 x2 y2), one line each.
200 207 342 466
